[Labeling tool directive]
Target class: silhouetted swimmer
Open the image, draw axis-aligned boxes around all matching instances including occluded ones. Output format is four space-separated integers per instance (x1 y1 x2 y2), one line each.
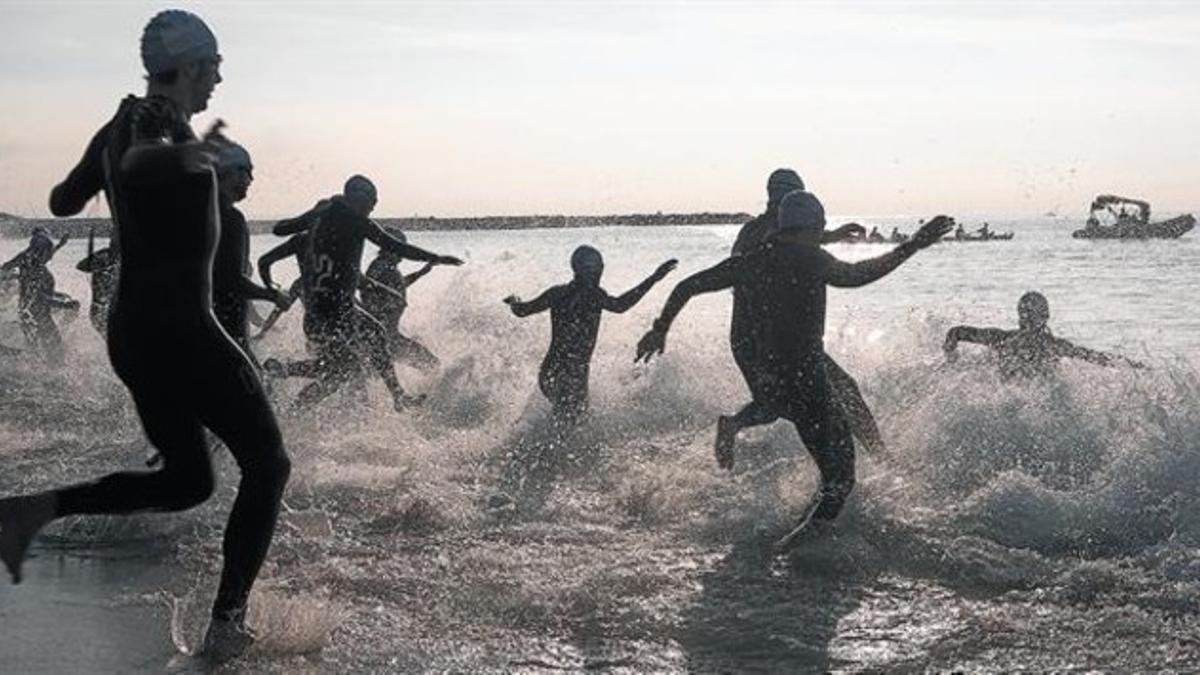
207 129 289 361
943 291 1144 380
291 176 462 411
729 169 883 458
506 246 677 424
637 190 953 531
1 11 289 660
360 227 440 372
76 228 119 335
0 232 76 365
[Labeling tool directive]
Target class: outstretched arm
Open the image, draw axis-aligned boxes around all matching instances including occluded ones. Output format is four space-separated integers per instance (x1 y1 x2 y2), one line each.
825 216 953 288
1051 337 1143 369
504 286 563 318
273 199 331 236
403 263 435 288
603 259 678 313
364 221 463 266
49 122 109 217
944 326 1011 356
257 236 302 290
635 257 739 362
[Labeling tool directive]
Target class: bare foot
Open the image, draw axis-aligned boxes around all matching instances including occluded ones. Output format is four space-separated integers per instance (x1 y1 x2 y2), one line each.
715 416 738 471
0 492 57 583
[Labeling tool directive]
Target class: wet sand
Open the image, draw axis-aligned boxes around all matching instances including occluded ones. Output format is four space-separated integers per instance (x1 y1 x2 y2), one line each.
0 547 177 672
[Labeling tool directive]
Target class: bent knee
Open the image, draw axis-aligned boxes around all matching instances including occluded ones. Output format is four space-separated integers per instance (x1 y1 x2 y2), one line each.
160 469 216 511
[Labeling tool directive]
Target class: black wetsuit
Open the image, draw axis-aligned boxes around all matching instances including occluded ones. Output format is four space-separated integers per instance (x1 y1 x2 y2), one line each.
14 259 66 365
76 248 118 335
361 256 438 371
212 202 275 367
292 198 441 406
48 95 290 622
512 273 664 420
664 243 856 520
730 211 884 455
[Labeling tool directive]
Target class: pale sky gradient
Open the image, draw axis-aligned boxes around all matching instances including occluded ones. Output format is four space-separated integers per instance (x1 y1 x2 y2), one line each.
0 1 1196 219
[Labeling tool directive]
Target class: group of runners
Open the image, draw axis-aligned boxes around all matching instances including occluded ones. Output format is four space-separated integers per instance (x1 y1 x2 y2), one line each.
0 9 1146 662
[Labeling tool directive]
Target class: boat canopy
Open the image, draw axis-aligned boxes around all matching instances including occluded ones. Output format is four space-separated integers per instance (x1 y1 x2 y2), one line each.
1089 195 1150 224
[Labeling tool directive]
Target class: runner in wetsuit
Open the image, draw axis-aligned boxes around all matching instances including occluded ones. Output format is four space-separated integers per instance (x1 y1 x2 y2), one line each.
506 246 677 423
360 227 439 372
943 291 1144 380
76 228 119 336
726 169 884 461
0 11 289 660
206 130 289 361
276 177 463 411
637 191 952 523
0 234 78 365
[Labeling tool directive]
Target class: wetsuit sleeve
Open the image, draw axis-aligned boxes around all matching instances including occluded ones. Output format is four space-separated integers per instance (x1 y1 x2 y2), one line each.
825 241 921 288
1049 337 1118 366
257 236 302 288
118 100 204 186
49 122 109 217
509 285 566 317
1 252 25 274
652 257 740 332
273 199 330 235
602 266 671 313
363 220 444 263
945 326 1011 347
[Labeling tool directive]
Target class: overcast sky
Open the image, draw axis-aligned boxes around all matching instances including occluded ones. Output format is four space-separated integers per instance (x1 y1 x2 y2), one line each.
0 1 1196 219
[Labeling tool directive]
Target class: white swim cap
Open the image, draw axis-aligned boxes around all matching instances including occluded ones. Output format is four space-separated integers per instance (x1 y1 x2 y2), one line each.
766 169 805 206
772 190 826 237
344 175 378 201
141 10 220 75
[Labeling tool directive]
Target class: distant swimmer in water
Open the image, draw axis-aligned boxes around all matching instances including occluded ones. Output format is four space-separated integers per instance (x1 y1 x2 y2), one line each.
278 176 463 411
728 169 884 461
1 11 290 660
637 190 953 531
76 228 119 336
0 231 78 365
506 246 677 425
360 227 440 372
943 291 1144 380
205 127 289 363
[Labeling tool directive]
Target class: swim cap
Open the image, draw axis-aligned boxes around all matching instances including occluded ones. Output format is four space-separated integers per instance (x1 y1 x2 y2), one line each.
344 175 378 201
570 245 603 275
216 143 252 173
772 190 826 237
141 10 220 75
30 226 50 241
766 169 805 206
29 233 54 258
1018 291 1050 329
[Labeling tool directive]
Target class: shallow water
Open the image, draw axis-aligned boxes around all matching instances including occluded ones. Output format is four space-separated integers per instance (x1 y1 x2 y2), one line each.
1 217 1199 670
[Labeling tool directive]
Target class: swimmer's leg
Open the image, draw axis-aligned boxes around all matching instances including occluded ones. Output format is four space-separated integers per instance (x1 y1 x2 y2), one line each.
825 354 885 455
792 404 856 522
195 360 290 624
354 312 421 410
2 393 213 583
716 399 778 471
391 332 439 372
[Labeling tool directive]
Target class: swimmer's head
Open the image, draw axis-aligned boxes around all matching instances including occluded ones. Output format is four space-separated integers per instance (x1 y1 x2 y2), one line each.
1018 291 1050 330
28 233 54 263
141 10 222 114
769 190 826 244
766 169 805 208
343 175 378 217
215 141 253 204
570 245 604 283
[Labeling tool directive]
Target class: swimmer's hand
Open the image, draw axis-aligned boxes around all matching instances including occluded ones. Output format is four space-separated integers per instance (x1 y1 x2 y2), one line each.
503 295 522 315
654 259 679 278
635 325 667 363
942 334 959 363
55 234 70 251
911 215 955 248
830 222 866 242
1126 357 1147 370
435 255 464 266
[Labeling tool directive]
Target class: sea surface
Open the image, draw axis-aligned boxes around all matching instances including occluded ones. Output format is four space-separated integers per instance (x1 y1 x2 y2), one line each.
2 216 1199 671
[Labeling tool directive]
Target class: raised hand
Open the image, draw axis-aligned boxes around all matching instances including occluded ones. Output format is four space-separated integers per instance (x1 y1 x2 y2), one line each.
436 255 464 266
655 259 679 277
912 215 955 248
